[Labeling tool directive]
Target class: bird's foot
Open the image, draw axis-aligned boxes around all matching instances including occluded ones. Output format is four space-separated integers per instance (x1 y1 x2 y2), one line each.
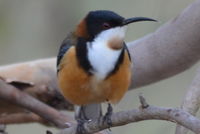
75 105 93 134
76 119 87 134
76 118 92 134
103 103 113 128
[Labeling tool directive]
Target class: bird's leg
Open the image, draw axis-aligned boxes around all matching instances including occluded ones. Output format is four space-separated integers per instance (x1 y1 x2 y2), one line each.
76 119 86 134
75 106 89 121
103 103 113 127
75 106 89 134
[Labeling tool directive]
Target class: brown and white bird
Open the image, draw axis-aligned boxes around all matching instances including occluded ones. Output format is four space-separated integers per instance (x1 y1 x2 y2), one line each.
57 10 156 130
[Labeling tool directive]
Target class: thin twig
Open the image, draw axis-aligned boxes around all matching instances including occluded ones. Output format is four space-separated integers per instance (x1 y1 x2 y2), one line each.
139 93 149 108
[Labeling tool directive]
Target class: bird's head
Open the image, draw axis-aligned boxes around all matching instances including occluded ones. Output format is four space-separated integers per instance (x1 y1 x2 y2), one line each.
75 10 156 49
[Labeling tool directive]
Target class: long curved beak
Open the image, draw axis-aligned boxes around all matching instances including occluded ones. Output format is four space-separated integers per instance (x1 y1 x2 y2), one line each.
122 17 157 26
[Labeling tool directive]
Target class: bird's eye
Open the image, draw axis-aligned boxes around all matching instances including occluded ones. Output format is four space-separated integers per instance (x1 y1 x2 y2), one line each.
102 22 111 29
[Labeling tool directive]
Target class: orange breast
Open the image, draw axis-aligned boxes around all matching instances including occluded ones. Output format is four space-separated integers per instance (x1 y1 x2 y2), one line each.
58 47 131 105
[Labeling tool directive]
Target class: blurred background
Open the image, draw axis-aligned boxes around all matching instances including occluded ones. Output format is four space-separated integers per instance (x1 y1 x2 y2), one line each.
0 0 199 134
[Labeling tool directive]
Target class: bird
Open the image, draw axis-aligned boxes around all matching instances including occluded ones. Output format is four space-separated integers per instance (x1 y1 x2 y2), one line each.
57 10 156 132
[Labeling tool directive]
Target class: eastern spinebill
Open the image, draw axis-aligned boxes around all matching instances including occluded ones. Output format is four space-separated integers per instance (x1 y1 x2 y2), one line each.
57 10 156 131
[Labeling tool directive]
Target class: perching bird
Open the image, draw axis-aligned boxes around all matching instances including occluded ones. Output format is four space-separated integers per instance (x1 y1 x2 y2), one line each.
57 10 156 131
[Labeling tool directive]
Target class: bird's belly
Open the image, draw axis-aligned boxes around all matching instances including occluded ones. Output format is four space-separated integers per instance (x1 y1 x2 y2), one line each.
58 71 130 105
57 47 131 105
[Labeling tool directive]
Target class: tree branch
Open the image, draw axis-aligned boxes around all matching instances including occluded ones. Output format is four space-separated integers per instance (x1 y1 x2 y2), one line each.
57 96 200 134
0 79 74 128
0 59 73 115
0 113 48 125
128 0 200 88
175 66 200 134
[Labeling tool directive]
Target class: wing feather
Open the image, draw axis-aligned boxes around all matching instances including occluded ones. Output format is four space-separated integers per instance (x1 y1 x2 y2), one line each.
57 33 76 73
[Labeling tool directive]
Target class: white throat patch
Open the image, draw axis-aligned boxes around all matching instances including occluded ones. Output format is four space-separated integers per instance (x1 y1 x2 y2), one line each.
87 26 127 79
